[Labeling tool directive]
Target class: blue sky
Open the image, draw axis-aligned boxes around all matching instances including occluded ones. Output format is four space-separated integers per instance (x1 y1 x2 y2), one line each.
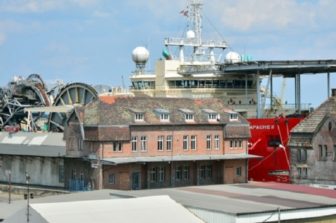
0 0 336 107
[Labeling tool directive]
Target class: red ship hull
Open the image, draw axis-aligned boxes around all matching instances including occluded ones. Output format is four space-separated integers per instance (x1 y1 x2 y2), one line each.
247 117 303 183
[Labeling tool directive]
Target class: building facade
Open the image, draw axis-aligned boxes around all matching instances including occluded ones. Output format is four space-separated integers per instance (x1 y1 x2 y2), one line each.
289 93 336 186
65 96 257 190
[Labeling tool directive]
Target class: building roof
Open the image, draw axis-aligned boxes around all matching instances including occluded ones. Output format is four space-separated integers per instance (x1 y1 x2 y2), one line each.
291 96 336 134
4 196 204 223
83 97 248 126
0 132 65 157
101 154 260 165
3 182 336 223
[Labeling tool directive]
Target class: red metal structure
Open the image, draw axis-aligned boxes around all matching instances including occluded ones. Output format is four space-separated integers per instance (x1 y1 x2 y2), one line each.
248 117 303 183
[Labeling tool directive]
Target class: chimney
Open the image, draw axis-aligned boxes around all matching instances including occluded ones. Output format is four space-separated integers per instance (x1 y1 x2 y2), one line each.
332 89 336 97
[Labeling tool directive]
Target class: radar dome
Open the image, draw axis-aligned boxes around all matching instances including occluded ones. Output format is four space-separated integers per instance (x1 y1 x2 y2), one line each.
186 30 195 39
132 46 150 64
225 51 241 64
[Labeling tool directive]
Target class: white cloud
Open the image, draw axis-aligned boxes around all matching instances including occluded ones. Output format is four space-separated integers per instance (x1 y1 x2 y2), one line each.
0 0 102 13
206 0 336 32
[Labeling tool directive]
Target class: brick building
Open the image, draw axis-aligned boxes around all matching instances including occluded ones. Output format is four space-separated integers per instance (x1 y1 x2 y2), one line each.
65 96 257 190
289 92 336 186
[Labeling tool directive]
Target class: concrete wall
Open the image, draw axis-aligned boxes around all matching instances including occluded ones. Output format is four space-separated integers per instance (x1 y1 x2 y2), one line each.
0 155 64 188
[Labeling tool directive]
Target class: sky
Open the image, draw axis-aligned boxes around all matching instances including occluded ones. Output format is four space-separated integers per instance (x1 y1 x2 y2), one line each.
0 0 336 107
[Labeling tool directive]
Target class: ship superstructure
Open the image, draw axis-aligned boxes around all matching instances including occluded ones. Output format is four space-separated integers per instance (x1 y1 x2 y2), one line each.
130 0 259 118
129 0 336 183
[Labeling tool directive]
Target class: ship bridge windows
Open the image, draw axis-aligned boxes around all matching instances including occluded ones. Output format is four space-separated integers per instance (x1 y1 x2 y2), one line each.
167 79 253 89
132 81 155 90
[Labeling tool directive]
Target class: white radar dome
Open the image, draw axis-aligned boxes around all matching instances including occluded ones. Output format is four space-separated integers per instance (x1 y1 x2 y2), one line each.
186 30 195 39
132 46 150 64
225 51 241 63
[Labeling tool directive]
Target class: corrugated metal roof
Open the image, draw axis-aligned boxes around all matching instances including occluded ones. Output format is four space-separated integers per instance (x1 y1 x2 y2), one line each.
0 132 65 157
101 154 260 165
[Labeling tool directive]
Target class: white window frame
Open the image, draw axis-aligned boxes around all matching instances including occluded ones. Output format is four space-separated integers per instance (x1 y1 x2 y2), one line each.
166 135 173 151
185 113 194 121
214 135 220 150
160 113 170 122
229 113 238 121
141 136 147 151
131 136 137 152
157 136 164 151
183 135 189 150
135 113 144 122
191 135 197 150
208 113 218 121
206 135 211 150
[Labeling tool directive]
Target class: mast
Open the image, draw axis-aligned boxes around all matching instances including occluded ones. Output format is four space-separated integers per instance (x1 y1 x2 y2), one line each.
189 0 202 46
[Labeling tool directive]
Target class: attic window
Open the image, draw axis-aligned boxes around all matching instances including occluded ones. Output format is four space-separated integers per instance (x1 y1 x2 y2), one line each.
229 113 238 121
154 108 170 122
202 109 219 122
179 108 194 122
185 113 194 121
135 113 144 121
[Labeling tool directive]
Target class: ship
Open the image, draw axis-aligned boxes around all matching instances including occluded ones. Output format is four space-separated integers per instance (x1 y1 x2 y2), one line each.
127 0 336 183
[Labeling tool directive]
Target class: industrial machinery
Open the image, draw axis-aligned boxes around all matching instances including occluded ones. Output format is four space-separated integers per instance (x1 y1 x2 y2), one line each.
0 74 98 132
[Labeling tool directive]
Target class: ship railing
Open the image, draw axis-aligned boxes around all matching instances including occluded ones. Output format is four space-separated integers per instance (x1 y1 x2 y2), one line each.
164 38 228 48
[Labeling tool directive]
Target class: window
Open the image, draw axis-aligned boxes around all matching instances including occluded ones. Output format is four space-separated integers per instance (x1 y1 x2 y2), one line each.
157 136 164 151
230 140 242 148
141 136 147 151
185 113 194 121
166 135 173 151
108 173 115 184
135 113 144 121
183 166 190 180
131 136 137 152
334 145 336 161
206 165 212 178
236 167 242 176
229 113 238 121
59 163 64 183
175 166 182 181
297 167 308 179
297 149 307 162
208 113 218 121
150 167 157 182
160 113 169 121
214 135 220 150
158 167 165 182
191 135 197 150
206 135 211 150
319 145 327 161
113 142 122 152
200 165 206 179
183 136 189 150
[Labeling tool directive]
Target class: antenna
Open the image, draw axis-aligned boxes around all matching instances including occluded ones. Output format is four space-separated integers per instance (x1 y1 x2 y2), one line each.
189 0 203 45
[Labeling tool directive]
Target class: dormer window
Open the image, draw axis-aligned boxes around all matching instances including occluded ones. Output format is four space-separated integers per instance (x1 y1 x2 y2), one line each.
179 108 194 122
185 113 194 121
160 113 169 121
154 108 170 122
229 112 238 121
135 113 144 122
202 109 219 122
